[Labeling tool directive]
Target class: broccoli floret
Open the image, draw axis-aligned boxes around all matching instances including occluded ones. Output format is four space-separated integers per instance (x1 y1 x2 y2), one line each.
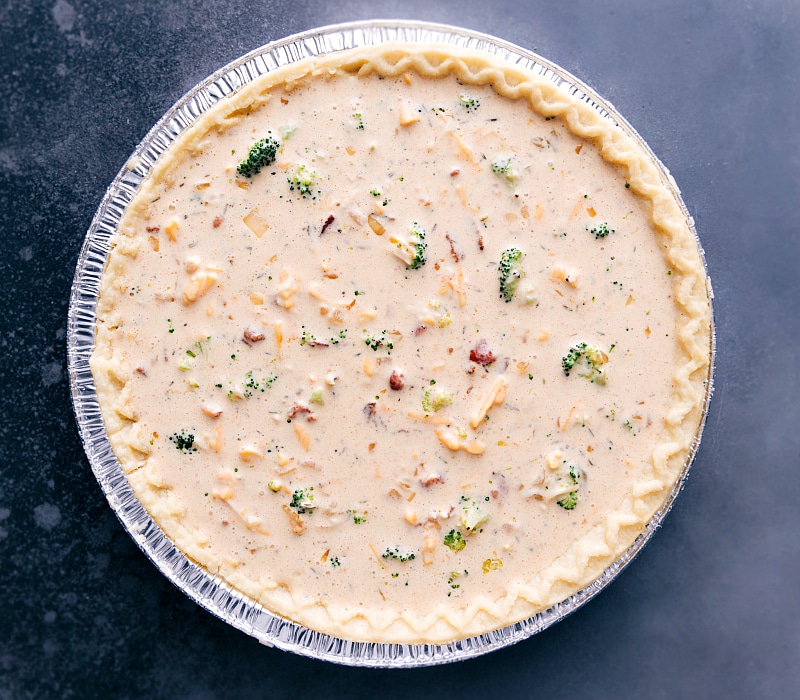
422 388 453 415
588 222 615 239
491 155 512 175
491 154 517 185
458 94 480 113
498 247 524 302
287 163 318 198
443 529 466 552
289 487 315 514
364 330 394 353
460 500 490 534
562 343 609 384
556 465 580 510
169 431 197 452
390 222 427 269
409 221 426 269
237 134 280 177
562 342 586 376
382 546 416 562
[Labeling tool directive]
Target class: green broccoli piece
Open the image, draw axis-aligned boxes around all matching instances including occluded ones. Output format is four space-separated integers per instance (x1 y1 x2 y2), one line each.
498 247 524 302
287 163 317 198
422 388 453 415
588 222 615 239
443 529 466 552
458 94 481 113
169 431 197 452
237 134 280 177
562 343 587 376
409 221 427 269
562 342 609 384
382 546 416 562
491 155 517 185
289 487 315 514
491 155 512 175
556 465 580 510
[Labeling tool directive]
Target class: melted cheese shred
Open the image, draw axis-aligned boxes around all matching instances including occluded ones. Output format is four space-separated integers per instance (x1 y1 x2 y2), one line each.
91 45 711 643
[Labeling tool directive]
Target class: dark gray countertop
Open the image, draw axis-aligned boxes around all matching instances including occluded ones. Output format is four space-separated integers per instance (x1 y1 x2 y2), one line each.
2 1 798 698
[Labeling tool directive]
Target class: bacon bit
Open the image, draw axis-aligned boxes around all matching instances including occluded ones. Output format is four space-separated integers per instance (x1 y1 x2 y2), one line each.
243 328 266 345
445 232 461 263
213 214 224 228
320 214 335 235
146 226 160 233
280 96 289 104
478 233 484 251
134 366 147 376
420 473 443 487
450 169 460 177
389 370 404 390
470 338 496 366
413 324 427 336
288 404 315 421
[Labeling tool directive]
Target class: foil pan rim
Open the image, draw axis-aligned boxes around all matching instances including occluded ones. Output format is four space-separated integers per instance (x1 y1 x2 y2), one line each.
67 19 714 667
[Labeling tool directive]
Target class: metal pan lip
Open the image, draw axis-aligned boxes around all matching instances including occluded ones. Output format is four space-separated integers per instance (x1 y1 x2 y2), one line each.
67 18 715 667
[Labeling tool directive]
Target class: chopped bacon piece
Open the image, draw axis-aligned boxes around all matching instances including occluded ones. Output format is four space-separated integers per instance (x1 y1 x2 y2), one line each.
145 226 160 232
413 324 428 336
420 473 443 487
389 370 404 390
288 404 315 421
470 338 496 366
213 214 224 228
134 366 147 376
243 328 265 345
445 233 461 263
320 214 335 235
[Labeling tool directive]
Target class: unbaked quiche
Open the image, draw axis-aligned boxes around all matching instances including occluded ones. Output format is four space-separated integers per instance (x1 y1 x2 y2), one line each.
90 44 712 643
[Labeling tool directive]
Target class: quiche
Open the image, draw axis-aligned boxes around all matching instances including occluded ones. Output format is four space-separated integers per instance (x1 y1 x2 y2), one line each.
90 43 712 644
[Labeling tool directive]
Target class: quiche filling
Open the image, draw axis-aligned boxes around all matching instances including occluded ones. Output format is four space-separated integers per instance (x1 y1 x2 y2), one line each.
91 45 711 643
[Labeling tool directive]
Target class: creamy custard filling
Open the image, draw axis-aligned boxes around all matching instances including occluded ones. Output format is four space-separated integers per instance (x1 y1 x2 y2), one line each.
91 46 711 643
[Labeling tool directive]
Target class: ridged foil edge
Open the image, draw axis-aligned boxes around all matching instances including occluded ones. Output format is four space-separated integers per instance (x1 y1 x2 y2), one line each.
67 19 715 667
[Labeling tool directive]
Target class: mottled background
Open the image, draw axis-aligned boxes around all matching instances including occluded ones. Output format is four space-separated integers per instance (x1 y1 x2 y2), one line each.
2 1 798 698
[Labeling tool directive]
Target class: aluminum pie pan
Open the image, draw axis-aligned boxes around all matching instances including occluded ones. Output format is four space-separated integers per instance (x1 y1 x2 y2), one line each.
67 19 715 667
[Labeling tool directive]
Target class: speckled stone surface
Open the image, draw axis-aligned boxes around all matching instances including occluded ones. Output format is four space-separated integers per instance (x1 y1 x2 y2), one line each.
2 1 799 698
